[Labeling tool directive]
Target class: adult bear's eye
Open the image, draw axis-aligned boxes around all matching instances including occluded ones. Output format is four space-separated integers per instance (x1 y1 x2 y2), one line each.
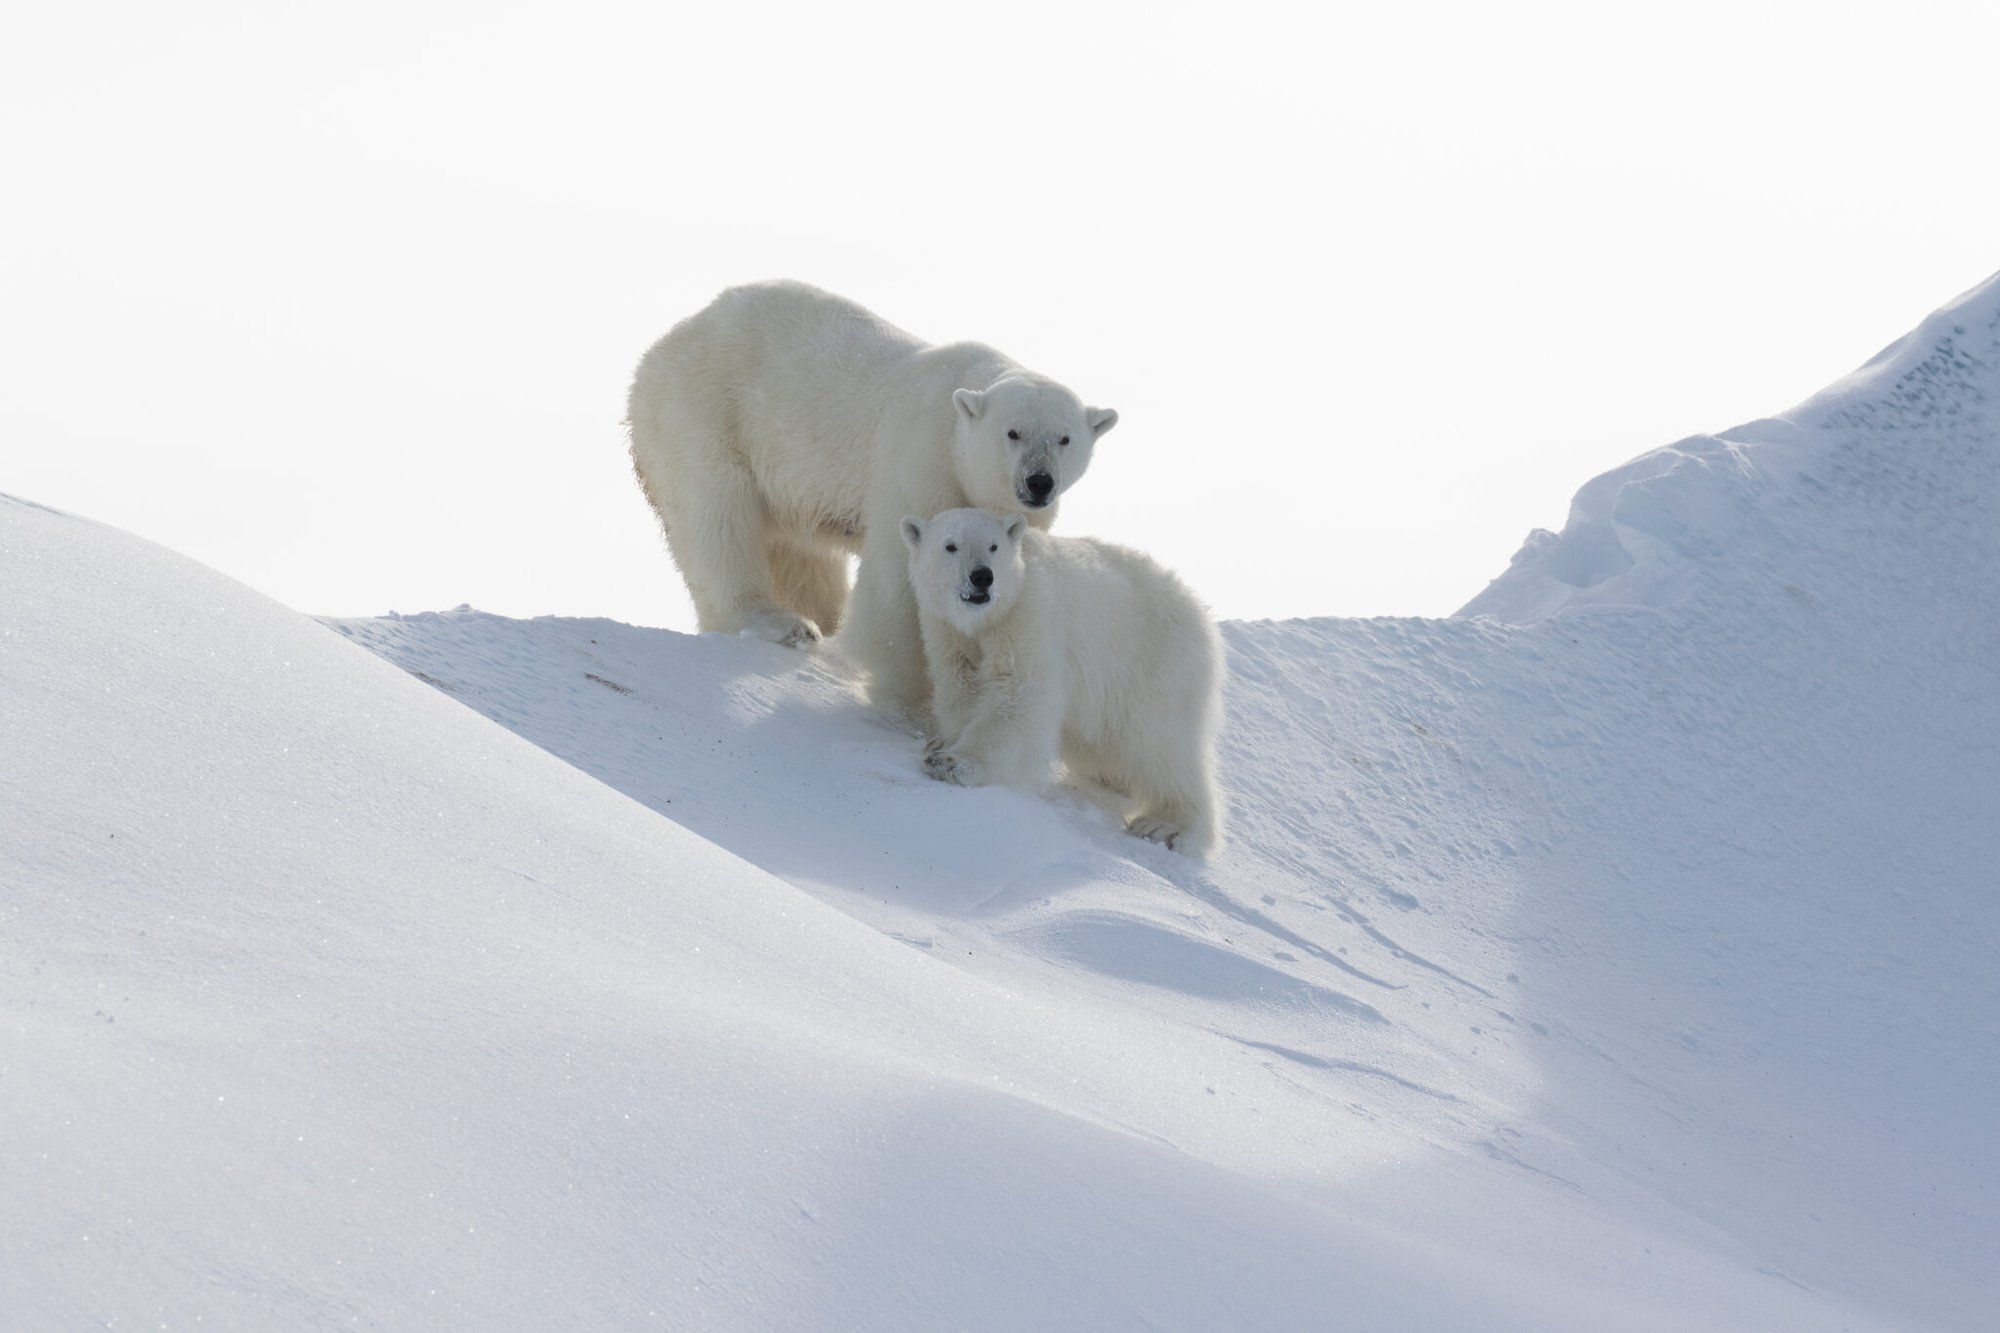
1007 429 1020 441
945 543 957 553
989 544 997 553
1059 435 1070 446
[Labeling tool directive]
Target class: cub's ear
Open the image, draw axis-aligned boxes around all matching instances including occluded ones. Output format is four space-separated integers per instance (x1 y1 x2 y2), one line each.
953 388 986 421
900 516 924 548
1005 516 1026 544
1087 406 1118 438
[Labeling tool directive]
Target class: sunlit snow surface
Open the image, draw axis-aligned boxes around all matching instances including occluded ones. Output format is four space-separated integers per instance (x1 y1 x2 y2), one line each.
5 274 1997 1330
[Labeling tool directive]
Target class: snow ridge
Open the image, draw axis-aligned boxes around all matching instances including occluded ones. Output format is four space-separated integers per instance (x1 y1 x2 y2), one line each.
1461 269 1999 622
6 271 1999 1332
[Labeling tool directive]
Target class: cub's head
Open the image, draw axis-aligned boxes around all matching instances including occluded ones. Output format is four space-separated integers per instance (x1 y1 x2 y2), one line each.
951 372 1117 517
900 508 1027 635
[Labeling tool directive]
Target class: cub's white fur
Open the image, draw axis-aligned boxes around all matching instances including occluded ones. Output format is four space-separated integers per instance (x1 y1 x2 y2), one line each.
627 281 1117 713
902 508 1225 858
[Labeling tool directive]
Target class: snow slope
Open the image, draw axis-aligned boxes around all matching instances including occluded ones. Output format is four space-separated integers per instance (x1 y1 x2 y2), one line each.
2 495 1602 1332
6 272 1997 1330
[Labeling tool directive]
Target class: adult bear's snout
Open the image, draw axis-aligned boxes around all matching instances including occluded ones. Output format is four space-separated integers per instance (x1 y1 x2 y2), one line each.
969 566 994 589
1025 472 1054 500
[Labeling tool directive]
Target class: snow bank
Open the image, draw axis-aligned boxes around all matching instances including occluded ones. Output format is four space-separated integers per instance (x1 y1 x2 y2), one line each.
1462 270 2000 623
6 270 1997 1331
1 498 1733 1332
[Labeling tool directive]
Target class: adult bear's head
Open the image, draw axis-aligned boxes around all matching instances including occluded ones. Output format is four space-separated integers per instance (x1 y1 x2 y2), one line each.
951 372 1116 517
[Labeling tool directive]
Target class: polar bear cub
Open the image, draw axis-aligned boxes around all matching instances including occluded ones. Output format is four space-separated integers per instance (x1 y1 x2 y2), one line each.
627 281 1117 715
901 507 1225 857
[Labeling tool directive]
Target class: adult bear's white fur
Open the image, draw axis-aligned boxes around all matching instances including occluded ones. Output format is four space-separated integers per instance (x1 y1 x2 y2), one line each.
902 508 1225 858
627 281 1117 713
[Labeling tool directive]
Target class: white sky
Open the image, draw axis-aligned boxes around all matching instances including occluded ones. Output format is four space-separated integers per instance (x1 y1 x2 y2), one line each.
4 0 1996 627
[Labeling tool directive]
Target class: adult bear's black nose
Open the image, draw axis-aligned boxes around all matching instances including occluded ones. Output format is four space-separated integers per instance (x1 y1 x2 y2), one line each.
1025 471 1054 500
969 566 994 589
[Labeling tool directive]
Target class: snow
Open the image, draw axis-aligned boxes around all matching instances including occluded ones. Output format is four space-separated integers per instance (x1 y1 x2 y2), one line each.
6 272 1998 1330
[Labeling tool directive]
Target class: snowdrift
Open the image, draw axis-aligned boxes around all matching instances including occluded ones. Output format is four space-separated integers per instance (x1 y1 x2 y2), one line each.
5 272 1997 1331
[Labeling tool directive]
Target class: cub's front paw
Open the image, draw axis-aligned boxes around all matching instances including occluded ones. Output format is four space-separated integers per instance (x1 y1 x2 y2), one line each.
1126 816 1185 849
923 750 984 787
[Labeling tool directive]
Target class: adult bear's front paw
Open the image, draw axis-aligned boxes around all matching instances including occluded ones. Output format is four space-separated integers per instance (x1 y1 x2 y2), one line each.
742 607 822 649
923 749 984 787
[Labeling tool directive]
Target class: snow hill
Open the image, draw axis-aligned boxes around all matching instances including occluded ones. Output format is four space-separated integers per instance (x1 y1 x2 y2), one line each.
5 273 1997 1331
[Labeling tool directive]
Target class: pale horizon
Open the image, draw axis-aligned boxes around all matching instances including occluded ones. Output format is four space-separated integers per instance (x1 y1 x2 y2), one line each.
6 1 1996 628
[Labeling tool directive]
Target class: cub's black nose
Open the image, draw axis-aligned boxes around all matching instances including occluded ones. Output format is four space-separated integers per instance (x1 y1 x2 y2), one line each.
969 566 994 589
1025 472 1054 499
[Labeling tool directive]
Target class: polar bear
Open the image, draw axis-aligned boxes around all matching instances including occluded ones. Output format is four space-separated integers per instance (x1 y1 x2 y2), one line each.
901 507 1226 858
626 280 1118 714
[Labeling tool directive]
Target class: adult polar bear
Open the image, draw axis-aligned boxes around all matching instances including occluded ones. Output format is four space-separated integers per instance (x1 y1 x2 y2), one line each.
902 507 1225 858
627 281 1118 713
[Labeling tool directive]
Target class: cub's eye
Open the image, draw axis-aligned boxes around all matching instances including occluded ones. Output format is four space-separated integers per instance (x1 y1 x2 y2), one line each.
989 543 998 552
1059 435 1070 446
945 543 957 553
1006 429 1020 441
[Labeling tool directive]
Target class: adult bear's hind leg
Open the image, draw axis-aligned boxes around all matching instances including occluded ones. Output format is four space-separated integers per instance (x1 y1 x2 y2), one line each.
634 400 819 647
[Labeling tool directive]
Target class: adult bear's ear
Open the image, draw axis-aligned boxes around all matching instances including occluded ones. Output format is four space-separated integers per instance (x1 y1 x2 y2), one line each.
900 516 924 548
1087 406 1118 437
953 388 986 421
1005 516 1026 544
